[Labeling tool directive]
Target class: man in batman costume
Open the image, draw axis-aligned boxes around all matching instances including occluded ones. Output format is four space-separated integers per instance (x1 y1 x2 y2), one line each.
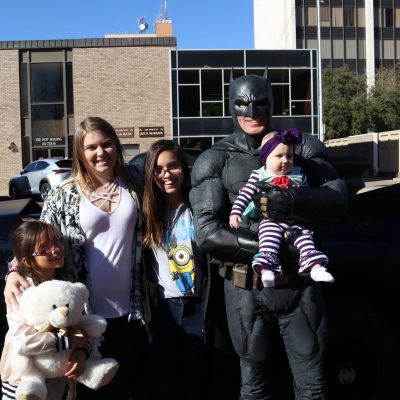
190 70 348 399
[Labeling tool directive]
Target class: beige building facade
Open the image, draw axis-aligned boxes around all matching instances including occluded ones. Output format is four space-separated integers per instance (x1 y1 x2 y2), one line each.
0 50 22 196
0 37 175 196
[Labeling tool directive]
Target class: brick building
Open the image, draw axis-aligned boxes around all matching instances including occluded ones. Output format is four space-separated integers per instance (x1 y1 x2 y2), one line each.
0 36 175 195
0 32 318 196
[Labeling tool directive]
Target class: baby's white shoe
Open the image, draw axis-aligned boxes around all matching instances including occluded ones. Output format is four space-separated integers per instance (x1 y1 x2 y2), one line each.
261 269 276 288
310 266 335 283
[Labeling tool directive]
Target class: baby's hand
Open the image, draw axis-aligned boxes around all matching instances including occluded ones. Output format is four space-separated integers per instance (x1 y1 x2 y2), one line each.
229 215 242 229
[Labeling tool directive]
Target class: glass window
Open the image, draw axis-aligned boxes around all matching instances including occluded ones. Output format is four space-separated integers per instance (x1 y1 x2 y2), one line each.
247 68 268 77
66 63 74 115
32 148 50 160
34 160 49 171
224 84 230 116
358 39 366 59
346 40 357 59
201 70 222 101
397 40 400 61
23 162 39 173
179 70 199 84
272 85 289 115
320 6 330 27
384 8 394 27
223 68 244 83
344 7 355 27
307 6 317 26
396 8 400 27
333 40 344 59
30 63 63 103
55 159 72 168
374 39 381 59
202 102 223 117
20 64 28 117
291 101 311 116
49 148 66 159
31 104 65 147
307 39 318 50
321 40 331 58
383 40 394 59
269 69 289 83
358 7 365 27
291 70 311 100
179 86 200 117
179 137 212 152
332 7 343 27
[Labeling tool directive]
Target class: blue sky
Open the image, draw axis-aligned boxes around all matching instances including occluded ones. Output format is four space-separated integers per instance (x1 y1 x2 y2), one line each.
0 0 254 49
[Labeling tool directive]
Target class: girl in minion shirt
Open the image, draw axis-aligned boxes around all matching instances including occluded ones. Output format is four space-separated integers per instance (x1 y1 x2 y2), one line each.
141 140 208 400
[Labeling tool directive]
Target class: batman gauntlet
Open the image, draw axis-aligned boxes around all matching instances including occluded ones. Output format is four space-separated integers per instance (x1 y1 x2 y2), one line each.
253 182 296 221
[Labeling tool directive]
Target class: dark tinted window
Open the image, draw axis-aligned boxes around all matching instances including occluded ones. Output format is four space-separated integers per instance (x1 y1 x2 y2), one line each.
30 63 63 103
35 161 49 171
55 159 72 168
24 163 38 173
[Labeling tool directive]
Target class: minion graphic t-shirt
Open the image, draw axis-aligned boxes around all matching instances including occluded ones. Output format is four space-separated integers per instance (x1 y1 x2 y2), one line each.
152 204 195 298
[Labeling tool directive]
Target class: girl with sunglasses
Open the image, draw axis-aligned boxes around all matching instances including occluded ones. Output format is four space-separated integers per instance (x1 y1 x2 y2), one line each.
0 221 87 400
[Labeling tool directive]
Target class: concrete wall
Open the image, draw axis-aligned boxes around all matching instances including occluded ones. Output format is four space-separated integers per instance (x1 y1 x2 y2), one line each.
253 0 296 49
0 50 22 196
325 130 400 177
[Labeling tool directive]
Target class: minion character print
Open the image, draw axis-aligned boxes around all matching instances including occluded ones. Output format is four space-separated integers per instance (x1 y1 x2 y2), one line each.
168 245 194 295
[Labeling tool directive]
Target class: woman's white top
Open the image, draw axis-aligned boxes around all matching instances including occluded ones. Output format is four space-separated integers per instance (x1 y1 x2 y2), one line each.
80 184 138 318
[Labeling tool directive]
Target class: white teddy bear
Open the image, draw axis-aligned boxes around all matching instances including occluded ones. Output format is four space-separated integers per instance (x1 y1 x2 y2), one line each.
11 280 119 400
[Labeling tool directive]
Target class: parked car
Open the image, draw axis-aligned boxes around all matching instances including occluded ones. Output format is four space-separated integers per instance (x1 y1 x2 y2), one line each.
322 181 400 400
8 158 72 201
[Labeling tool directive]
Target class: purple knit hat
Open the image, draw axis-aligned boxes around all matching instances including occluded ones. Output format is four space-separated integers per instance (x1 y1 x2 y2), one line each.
260 128 302 165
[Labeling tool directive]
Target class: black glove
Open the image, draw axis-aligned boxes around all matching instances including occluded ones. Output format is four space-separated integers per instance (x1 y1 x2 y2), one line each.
253 181 296 221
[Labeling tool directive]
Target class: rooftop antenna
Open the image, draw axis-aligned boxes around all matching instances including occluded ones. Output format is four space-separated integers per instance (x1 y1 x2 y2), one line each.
137 16 148 33
159 0 168 20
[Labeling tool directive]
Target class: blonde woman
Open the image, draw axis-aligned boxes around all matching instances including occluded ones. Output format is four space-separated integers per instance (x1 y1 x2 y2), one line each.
4 117 145 400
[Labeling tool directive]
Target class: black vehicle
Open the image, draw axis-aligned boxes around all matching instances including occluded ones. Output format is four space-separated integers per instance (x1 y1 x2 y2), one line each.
322 181 400 400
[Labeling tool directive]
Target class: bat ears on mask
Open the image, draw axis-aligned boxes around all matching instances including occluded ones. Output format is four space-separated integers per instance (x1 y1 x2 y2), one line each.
229 66 270 83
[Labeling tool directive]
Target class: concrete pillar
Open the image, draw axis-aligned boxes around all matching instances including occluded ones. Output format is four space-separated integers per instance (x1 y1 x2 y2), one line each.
365 0 375 91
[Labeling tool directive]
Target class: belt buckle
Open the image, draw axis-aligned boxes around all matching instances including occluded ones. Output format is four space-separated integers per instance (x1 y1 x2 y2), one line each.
232 264 248 289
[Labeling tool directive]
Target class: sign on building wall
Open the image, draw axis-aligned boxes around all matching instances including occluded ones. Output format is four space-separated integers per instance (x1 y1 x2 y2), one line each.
115 127 134 138
33 137 65 147
139 127 164 138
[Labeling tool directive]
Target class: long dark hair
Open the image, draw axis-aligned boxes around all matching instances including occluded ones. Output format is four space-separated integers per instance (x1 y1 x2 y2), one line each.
142 140 190 248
